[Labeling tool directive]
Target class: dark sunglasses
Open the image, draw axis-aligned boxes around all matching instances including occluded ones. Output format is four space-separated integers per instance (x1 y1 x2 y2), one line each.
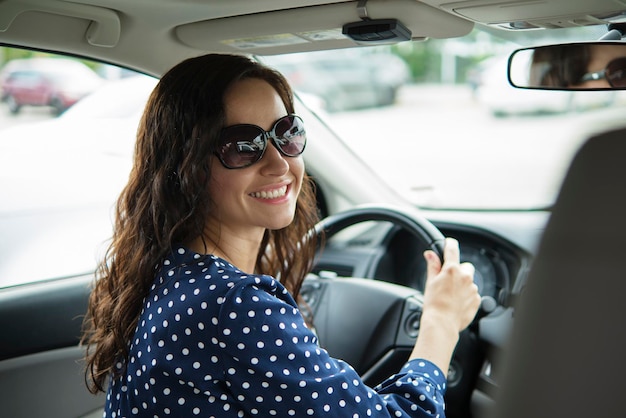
580 57 626 87
215 114 306 169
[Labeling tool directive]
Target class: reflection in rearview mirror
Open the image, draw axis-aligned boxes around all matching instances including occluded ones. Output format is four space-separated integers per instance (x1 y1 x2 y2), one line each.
508 42 626 90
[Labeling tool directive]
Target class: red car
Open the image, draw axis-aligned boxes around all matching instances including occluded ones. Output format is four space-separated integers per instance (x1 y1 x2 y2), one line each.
0 58 104 115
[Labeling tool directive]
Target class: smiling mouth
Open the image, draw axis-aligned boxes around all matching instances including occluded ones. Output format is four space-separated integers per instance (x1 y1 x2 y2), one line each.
250 185 288 199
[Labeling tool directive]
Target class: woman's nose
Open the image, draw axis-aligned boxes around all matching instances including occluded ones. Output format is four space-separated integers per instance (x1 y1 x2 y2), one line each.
259 140 290 175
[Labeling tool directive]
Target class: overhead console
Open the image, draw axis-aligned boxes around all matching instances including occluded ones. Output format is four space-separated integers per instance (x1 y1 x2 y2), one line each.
421 0 626 29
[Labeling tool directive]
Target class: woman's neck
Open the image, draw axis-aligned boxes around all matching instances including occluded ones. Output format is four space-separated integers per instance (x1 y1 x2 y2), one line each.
187 227 264 274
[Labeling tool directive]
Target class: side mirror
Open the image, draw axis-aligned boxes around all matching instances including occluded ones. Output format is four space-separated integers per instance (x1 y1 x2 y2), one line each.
508 42 626 90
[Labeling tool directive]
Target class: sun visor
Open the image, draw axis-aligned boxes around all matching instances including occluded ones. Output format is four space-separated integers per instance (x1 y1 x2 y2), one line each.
175 0 473 55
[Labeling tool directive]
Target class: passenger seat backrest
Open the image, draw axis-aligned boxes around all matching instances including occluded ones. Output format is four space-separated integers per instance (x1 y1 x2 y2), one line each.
491 127 626 417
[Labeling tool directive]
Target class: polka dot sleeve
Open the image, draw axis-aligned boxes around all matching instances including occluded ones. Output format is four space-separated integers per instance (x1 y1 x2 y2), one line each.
218 274 447 417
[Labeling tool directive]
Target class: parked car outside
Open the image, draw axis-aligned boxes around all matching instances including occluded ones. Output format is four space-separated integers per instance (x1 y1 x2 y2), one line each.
0 57 104 115
263 49 410 112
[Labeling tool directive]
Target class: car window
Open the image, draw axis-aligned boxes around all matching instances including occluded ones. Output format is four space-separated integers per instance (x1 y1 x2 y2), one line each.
9 71 40 81
0 53 147 289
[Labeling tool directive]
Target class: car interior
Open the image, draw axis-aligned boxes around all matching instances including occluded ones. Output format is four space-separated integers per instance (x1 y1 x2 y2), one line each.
1 0 625 417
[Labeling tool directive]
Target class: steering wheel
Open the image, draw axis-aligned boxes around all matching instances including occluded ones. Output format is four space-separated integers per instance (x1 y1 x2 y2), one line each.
302 204 484 417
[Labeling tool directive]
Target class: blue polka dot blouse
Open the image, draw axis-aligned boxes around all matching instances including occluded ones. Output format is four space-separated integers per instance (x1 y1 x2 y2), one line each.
104 246 447 417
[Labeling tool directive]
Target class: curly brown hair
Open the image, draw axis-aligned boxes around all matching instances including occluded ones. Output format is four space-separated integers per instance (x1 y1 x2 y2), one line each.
82 53 320 394
531 44 591 88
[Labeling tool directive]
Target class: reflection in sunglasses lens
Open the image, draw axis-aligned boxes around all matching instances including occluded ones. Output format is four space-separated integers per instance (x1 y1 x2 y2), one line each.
276 117 306 156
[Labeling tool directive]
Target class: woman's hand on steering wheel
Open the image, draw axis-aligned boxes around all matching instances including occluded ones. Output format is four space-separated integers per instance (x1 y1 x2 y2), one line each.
409 238 482 374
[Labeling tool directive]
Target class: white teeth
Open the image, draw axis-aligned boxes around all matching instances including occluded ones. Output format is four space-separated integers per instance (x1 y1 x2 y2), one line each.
251 185 287 199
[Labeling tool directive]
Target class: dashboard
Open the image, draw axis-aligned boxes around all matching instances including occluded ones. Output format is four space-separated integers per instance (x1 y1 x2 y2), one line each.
311 212 540 311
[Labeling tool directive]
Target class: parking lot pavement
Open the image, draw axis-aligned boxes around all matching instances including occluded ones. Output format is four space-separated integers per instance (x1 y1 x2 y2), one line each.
326 84 626 208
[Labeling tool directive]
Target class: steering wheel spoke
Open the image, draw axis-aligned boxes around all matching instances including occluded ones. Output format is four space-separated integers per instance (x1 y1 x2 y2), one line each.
301 275 423 384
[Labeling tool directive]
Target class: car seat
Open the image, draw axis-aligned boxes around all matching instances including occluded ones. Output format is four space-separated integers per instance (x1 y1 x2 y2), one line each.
490 126 626 417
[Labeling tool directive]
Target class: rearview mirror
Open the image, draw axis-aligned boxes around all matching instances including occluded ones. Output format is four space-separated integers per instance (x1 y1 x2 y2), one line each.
508 42 626 90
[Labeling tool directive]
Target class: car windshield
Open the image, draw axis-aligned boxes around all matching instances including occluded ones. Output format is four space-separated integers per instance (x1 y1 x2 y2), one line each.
264 25 626 210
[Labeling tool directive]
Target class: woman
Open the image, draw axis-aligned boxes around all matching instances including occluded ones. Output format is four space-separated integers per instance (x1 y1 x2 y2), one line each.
82 53 480 417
